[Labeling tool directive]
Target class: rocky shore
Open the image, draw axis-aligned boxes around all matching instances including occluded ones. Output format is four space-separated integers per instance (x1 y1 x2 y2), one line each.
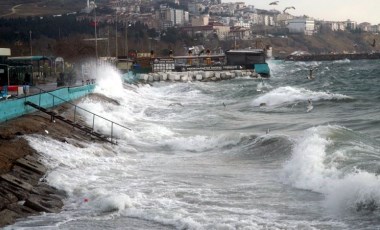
0 95 104 228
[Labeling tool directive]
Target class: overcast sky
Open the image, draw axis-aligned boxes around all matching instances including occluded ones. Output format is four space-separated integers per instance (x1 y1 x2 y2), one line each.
224 0 380 24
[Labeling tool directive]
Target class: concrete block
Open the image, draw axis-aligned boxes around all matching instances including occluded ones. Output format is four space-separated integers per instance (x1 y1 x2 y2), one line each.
174 74 181 81
148 75 154 82
153 74 160 81
180 75 188 82
205 71 214 79
168 74 176 81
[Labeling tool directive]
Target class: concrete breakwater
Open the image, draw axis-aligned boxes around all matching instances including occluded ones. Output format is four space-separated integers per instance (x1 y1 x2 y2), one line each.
284 52 380 62
138 70 261 83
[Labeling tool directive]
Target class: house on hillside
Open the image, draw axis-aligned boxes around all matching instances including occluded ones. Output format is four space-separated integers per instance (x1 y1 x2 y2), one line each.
288 17 315 35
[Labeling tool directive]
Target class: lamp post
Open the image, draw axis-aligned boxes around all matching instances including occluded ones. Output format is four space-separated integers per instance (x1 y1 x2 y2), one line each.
29 30 32 56
125 22 131 56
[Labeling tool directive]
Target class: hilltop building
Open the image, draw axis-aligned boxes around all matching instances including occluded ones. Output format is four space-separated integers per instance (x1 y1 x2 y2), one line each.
288 17 315 35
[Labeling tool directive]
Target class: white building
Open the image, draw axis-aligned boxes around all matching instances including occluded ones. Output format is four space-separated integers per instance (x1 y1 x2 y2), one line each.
191 14 209 26
346 20 357 31
157 7 189 29
288 17 315 35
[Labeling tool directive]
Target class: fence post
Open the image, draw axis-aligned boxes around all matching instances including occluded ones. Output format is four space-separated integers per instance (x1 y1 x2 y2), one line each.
92 114 95 132
74 106 77 123
111 122 114 143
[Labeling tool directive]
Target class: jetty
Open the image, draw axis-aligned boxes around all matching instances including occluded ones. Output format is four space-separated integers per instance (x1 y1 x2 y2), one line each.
135 69 263 83
284 52 380 62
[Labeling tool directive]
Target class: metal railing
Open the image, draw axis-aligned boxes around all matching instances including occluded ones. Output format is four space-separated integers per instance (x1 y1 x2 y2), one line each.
25 85 131 144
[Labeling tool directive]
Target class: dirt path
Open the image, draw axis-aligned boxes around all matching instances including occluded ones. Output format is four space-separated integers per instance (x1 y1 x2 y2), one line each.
1 4 22 17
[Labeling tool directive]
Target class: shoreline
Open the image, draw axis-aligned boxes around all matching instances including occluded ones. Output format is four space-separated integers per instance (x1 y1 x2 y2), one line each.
0 96 103 227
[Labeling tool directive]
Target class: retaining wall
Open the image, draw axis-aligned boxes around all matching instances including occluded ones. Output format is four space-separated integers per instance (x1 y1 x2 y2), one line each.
0 85 95 123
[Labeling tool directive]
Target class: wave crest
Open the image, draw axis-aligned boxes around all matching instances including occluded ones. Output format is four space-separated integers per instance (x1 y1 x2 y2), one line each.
252 86 352 107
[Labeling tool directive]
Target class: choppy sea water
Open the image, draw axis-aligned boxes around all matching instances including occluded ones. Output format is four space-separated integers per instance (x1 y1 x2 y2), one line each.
7 59 380 230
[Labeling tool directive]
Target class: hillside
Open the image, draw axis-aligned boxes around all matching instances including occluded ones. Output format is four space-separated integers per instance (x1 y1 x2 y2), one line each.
264 32 380 58
0 0 84 17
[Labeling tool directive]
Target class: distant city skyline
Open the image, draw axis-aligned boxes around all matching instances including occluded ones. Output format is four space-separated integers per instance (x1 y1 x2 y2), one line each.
225 0 380 25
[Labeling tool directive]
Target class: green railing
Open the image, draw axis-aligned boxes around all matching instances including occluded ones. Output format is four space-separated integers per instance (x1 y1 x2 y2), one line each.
27 86 131 144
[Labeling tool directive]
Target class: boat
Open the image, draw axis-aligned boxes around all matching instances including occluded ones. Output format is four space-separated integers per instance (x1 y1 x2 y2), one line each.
131 48 271 77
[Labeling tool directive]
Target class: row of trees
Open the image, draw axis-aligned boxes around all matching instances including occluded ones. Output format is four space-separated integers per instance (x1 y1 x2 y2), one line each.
0 14 196 61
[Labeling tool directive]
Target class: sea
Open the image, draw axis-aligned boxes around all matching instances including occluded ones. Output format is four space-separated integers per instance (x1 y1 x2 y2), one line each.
7 59 380 230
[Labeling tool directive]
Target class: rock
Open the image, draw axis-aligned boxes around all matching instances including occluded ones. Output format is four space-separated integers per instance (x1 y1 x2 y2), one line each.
196 74 203 81
7 203 38 217
32 183 66 200
0 187 18 204
0 209 21 227
24 194 63 213
0 181 30 200
9 165 41 186
15 157 46 175
0 174 33 192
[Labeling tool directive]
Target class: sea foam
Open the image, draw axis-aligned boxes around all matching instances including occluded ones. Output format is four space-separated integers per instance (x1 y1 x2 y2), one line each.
252 86 352 107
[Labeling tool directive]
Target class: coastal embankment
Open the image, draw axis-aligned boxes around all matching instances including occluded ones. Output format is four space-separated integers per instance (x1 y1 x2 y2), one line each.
0 86 106 227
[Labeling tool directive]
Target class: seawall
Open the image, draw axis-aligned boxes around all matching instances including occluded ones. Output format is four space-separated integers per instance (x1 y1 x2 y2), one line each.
0 84 95 123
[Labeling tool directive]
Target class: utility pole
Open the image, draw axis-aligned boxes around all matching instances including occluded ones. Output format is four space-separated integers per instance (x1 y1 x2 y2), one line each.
94 5 98 59
115 12 118 58
125 23 128 56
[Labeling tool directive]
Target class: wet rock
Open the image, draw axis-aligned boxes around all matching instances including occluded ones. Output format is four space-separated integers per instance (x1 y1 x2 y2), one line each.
7 203 38 217
0 209 21 227
1 174 33 192
24 194 63 213
0 180 30 200
32 183 67 201
10 165 42 186
15 157 47 175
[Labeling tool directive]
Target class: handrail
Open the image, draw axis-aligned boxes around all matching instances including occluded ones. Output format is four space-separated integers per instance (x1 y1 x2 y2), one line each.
26 85 131 143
